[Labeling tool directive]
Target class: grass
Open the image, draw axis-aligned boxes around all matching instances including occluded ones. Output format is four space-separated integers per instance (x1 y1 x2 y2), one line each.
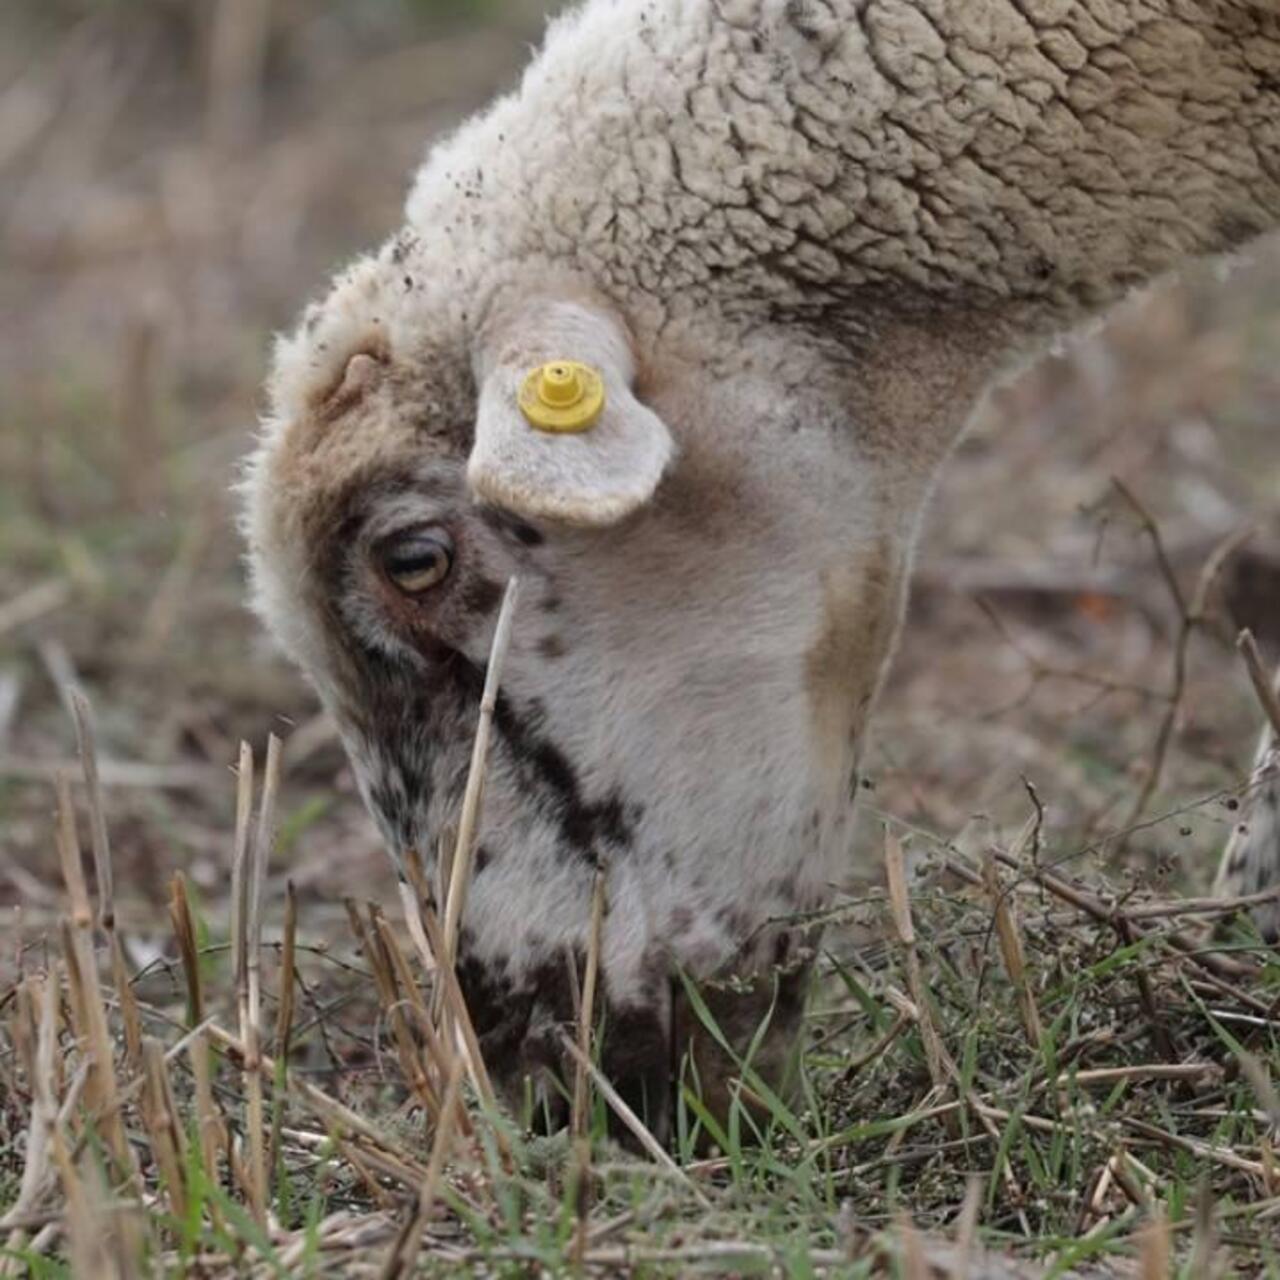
5 650 1280 1276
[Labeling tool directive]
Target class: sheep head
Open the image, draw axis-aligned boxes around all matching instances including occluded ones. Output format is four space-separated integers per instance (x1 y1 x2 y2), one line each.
240 242 891 1135
243 0 1280 1138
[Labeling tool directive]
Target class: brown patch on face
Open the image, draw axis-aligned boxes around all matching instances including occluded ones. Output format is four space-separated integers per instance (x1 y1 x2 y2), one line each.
804 540 904 806
262 309 473 587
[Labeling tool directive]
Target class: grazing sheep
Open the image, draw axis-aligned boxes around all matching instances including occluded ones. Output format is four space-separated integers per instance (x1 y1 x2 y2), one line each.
242 0 1280 1136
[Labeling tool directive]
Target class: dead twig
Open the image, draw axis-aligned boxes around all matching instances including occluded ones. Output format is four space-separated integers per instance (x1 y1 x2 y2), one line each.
1237 628 1280 739
1111 483 1249 829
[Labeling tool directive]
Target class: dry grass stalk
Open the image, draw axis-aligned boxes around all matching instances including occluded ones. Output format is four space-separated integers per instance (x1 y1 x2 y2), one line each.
267 878 299 1191
416 899 507 1150
571 869 608 1268
390 851 494 1140
558 1033 711 1210
441 576 519 971
435 828 455 928
398 847 442 984
205 1022 431 1186
167 874 203 1026
572 869 607 1144
114 316 159 515
274 878 298 1061
840 1009 911 1082
7 978 35 1092
230 741 254 994
107 931 143 1074
48 1119 119 1280
0 971 60 1269
1126 1118 1269 1179
894 1210 929 1280
191 1029 223 1208
275 1210 399 1269
246 733 282 1223
1103 1149 1148 1214
1056 1063 1214 1088
378 1057 466 1280
29 970 137 1280
230 736 268 1223
368 907 444 1120
1078 1158 1114 1235
55 773 93 932
373 921 471 1152
70 692 143 1071
0 578 71 639
1138 1206 1171 1280
138 1036 188 1220
326 1125 397 1209
883 832 952 1112
167 874 224 1198
1188 1180 1217 1277
1234 1048 1280 1129
1124 884 1280 919
951 1174 983 1278
375 913 450 1089
344 895 372 959
981 849 1042 1051
54 774 135 1187
1236 627 1280 738
68 690 112 931
1112 911 1174 1061
397 876 438 983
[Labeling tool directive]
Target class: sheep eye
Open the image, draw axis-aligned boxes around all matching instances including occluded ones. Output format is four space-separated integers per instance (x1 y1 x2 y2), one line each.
380 529 454 595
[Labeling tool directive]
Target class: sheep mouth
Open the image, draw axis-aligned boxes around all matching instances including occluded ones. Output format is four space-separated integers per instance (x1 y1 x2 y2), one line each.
445 925 815 1147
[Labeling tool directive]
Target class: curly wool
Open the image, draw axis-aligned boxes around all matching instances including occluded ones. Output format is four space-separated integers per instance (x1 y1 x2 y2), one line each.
404 0 1280 340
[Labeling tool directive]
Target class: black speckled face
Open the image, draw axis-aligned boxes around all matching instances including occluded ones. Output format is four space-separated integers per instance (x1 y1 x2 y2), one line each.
304 457 633 872
285 446 824 1136
248 273 876 1142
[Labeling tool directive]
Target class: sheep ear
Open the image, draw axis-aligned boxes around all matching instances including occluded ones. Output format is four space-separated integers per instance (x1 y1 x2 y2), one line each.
468 301 675 526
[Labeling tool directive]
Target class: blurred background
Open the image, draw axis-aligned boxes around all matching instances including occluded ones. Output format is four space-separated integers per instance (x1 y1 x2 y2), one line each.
2 0 1279 969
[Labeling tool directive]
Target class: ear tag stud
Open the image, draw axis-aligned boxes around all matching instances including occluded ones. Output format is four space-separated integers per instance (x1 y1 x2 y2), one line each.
518 360 605 433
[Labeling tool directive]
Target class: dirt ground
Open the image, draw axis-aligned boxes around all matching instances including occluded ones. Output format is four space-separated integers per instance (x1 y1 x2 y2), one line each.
3 1 1280 965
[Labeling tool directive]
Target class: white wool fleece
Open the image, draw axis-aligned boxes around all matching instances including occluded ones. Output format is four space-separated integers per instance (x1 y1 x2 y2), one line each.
405 0 1280 356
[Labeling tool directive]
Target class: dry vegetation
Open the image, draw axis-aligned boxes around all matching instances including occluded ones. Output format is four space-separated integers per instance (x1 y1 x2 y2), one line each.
4 2 1280 1275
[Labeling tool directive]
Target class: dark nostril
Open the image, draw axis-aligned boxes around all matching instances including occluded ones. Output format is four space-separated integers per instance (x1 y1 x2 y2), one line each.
509 519 544 547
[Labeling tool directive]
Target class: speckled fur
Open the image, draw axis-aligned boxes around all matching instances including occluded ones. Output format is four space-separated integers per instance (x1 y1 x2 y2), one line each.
242 1 1280 1127
1215 724 1280 941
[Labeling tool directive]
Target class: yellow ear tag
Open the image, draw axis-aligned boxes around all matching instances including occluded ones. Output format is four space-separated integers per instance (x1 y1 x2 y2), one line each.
518 361 605 433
